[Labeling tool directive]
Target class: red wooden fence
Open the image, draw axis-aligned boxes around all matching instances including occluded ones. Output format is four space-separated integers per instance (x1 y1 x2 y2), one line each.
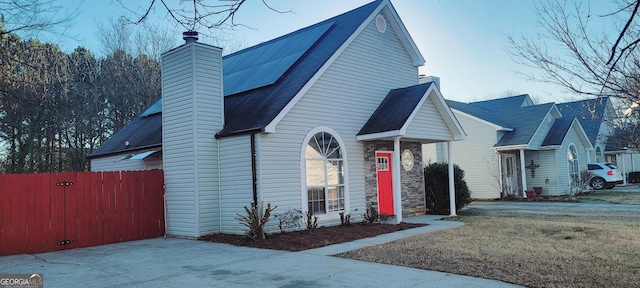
0 170 165 256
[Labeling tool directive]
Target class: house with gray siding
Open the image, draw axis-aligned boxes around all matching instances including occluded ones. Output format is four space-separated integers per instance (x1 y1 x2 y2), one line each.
88 0 466 238
424 94 593 199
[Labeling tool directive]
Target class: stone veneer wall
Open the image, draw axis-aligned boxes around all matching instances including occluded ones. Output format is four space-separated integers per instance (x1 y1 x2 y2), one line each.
363 141 426 218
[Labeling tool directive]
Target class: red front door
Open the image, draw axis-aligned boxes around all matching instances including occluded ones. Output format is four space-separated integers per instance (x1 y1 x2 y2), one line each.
376 152 394 215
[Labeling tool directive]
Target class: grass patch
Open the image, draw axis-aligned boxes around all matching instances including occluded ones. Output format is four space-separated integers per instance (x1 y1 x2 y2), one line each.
337 210 640 288
577 190 640 204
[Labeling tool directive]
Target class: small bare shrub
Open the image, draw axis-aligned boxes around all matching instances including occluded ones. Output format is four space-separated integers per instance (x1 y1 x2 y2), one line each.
276 209 303 233
339 211 351 226
305 211 318 230
363 207 379 224
379 213 394 223
579 170 596 191
236 202 276 241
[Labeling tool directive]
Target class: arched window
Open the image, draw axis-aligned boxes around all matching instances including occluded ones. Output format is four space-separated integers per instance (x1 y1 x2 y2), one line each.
568 144 579 191
305 132 345 214
595 146 603 162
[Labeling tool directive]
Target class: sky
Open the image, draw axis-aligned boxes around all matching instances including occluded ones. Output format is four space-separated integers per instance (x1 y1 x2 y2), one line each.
35 0 618 104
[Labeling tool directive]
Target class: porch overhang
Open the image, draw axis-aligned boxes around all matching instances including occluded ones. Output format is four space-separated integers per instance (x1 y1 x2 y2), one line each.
356 131 461 143
494 144 528 152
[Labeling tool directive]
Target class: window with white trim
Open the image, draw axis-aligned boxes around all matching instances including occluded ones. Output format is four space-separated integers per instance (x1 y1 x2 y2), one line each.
376 156 389 171
305 132 345 214
568 144 579 189
595 146 603 162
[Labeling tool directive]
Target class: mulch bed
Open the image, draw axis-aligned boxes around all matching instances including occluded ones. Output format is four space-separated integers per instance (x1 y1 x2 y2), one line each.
199 222 426 252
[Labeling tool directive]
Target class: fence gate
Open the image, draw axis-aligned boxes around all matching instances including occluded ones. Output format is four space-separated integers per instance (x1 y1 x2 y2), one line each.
0 170 165 256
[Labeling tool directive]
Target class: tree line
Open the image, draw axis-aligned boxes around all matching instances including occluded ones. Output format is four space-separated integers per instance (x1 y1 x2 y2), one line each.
0 25 161 173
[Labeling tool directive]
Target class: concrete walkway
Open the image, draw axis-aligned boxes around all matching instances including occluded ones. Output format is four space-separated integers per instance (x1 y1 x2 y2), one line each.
0 215 521 288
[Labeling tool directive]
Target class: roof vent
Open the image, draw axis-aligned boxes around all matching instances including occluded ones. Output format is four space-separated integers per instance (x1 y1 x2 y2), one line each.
183 31 199 43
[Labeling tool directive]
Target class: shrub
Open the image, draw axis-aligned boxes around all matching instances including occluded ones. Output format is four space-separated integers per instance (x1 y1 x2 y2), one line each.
424 162 471 214
363 207 379 224
339 211 351 226
577 169 596 194
305 211 318 230
276 209 303 233
236 202 276 241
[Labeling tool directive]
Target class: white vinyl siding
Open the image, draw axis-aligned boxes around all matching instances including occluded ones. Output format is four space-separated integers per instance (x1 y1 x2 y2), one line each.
162 43 223 238
552 125 589 195
405 94 453 140
218 136 253 234
523 150 559 195
446 112 502 199
91 153 147 171
529 113 555 149
259 11 417 227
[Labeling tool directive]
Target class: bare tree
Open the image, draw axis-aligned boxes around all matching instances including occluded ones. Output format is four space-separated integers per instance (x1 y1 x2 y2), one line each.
97 18 178 60
0 0 78 38
117 0 291 34
507 0 640 147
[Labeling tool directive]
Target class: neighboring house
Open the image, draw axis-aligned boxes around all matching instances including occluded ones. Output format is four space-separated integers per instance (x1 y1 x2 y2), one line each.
558 97 640 183
605 129 640 181
556 97 614 163
88 0 466 238
424 94 593 199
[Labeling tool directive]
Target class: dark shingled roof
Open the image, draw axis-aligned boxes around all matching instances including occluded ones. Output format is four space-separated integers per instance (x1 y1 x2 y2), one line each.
605 128 635 152
89 113 162 157
218 0 381 137
89 1 382 158
541 117 575 146
358 82 433 135
469 94 531 111
448 96 557 147
446 100 512 128
556 97 609 146
494 103 555 147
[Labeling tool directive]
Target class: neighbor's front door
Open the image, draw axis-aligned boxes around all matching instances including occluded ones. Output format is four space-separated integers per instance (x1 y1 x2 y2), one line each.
503 154 517 196
376 152 394 215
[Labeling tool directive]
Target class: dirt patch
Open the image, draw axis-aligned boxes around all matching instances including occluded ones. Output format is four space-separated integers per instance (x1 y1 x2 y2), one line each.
199 222 425 252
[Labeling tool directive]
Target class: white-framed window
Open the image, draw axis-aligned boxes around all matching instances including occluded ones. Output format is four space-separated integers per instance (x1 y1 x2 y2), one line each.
376 156 389 171
568 144 579 191
305 131 345 214
595 146 603 162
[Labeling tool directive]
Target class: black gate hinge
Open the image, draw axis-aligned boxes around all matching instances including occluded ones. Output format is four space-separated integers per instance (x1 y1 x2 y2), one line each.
56 240 73 245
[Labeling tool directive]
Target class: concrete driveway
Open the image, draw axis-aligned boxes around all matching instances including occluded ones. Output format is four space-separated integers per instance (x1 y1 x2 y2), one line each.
5 199 636 288
0 217 521 288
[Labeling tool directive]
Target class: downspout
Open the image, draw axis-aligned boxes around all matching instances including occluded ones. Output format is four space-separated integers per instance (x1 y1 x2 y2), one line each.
393 137 402 224
251 132 258 207
520 149 527 197
448 141 456 216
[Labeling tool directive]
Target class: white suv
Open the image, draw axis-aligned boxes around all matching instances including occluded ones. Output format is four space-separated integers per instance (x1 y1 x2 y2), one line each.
587 162 624 190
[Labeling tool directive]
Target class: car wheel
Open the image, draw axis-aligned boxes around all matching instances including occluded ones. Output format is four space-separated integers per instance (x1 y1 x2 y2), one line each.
590 177 605 190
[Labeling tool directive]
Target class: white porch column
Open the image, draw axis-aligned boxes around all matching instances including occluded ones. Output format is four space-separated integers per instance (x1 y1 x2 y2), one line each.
448 141 456 216
393 137 403 224
497 151 504 197
621 153 627 185
520 149 527 197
